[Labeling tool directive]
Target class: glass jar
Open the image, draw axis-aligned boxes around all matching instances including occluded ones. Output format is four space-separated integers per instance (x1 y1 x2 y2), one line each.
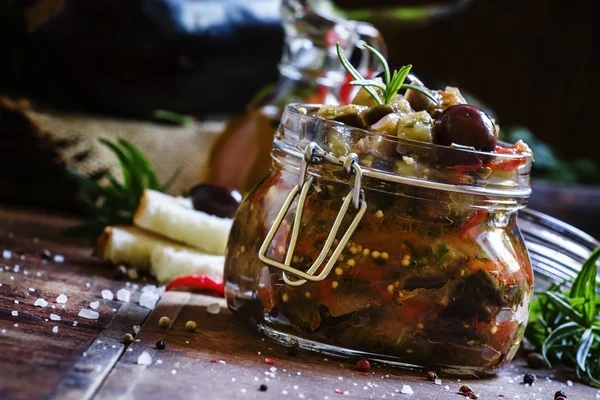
224 103 533 376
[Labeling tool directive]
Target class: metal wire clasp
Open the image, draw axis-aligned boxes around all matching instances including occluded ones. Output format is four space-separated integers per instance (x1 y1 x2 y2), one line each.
258 142 367 287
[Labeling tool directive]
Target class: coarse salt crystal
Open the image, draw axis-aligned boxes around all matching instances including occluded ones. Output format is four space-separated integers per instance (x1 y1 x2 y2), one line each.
171 369 177 375
56 293 68 304
73 321 78 326
78 308 100 320
14 265 20 272
434 378 442 385
53 255 65 263
10 276 14 280
1 329 6 333
3 250 12 259
52 326 59 333
29 288 35 292
36 272 42 277
156 359 163 365
50 313 61 321
11 310 18 316
141 284 157 292
14 300 19 304
85 282 91 288
133 325 141 334
90 301 99 309
137 351 152 365
444 385 450 390
567 380 573 387
139 291 159 309
116 288 131 302
400 385 413 395
207 303 221 314
101 289 114 300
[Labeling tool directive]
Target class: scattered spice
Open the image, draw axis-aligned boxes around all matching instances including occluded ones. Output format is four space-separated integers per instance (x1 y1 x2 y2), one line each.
185 320 198 332
159 316 171 328
112 265 128 280
526 352 545 369
459 384 472 393
264 358 275 365
122 333 134 344
287 346 298 357
210 359 218 363
355 359 370 372
259 384 268 392
554 391 567 399
522 373 537 385
165 275 224 296
155 339 166 350
41 249 52 261
426 371 438 381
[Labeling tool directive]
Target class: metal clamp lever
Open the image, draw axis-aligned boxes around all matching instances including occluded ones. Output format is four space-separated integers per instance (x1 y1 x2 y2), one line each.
258 142 367 287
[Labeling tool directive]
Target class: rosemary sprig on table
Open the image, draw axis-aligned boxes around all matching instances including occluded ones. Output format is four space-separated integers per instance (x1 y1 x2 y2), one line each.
525 246 600 387
335 42 437 105
65 138 180 236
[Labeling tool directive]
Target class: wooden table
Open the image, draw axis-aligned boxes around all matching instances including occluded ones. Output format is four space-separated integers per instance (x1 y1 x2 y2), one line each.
0 206 597 400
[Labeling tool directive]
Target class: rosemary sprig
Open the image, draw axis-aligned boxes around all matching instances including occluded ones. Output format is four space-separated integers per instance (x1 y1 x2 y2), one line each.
65 138 181 236
525 246 600 387
153 109 194 126
336 42 438 105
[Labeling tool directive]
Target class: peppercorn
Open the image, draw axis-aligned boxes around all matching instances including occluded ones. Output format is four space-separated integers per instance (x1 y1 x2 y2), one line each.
459 384 472 393
287 346 298 357
155 339 166 350
526 352 545 369
355 359 370 372
426 371 438 381
554 391 567 399
259 384 268 392
112 265 128 280
122 333 134 344
185 320 197 332
523 373 537 385
158 316 171 328
41 249 52 261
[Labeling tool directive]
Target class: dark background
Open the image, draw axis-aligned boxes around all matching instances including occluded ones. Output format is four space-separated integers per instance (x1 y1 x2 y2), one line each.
1 0 597 160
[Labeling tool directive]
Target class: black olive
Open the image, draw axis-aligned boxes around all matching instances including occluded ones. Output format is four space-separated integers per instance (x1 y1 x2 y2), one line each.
523 372 537 384
434 104 497 152
259 384 268 392
155 339 166 350
360 104 395 126
554 390 567 399
189 183 242 219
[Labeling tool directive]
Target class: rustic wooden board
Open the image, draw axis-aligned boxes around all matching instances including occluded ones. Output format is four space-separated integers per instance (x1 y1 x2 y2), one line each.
0 206 152 400
96 292 598 400
1 205 599 400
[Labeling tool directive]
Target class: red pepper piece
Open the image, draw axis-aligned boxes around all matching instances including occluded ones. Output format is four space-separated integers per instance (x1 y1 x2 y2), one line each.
264 358 275 365
166 275 224 297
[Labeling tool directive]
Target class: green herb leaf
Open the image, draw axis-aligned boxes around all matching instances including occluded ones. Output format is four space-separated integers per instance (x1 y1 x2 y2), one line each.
153 109 194 126
571 246 600 323
361 43 390 85
336 42 382 105
545 291 586 325
402 84 439 103
348 79 387 91
576 328 595 371
542 321 585 367
65 138 182 236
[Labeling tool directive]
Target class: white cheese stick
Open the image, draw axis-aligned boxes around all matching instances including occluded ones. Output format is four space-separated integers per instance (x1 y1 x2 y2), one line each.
150 247 224 283
95 226 224 282
133 189 232 254
95 226 181 270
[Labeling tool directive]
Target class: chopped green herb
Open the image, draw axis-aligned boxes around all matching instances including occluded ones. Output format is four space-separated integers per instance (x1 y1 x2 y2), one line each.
336 42 438 106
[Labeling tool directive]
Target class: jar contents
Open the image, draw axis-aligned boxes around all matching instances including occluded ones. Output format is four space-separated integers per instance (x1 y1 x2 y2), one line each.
225 43 533 376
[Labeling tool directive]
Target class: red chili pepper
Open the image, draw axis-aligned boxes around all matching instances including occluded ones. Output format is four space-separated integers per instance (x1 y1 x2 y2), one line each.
264 358 275 365
166 275 224 297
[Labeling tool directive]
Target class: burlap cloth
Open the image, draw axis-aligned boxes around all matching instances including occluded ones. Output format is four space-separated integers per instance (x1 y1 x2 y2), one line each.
0 97 225 208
